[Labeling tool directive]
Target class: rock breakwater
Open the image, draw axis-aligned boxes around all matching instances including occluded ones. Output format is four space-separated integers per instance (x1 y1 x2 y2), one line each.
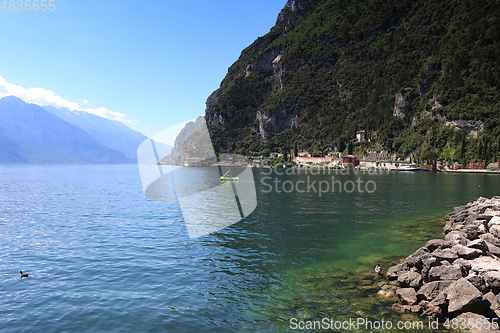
384 196 500 322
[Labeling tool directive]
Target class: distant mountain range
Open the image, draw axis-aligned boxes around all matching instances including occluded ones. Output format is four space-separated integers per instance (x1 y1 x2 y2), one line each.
43 105 147 159
0 96 154 164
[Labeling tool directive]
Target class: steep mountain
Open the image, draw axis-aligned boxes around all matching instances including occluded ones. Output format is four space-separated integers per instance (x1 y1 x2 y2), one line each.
0 96 133 164
160 116 206 165
43 105 147 160
206 0 500 164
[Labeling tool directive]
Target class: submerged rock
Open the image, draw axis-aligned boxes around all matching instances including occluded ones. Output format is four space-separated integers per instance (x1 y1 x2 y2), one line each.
396 288 418 305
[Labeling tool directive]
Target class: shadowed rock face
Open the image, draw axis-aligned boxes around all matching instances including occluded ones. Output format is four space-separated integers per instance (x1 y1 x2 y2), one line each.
384 196 500 319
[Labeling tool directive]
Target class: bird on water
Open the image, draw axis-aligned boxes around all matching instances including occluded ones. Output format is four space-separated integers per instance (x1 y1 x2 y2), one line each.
20 271 29 278
374 264 382 275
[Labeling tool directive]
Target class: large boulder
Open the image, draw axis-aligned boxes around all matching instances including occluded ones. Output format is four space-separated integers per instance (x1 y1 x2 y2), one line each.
470 256 500 273
386 262 409 281
451 244 483 260
425 239 445 252
416 281 453 301
396 288 418 305
490 225 500 239
432 248 458 262
468 239 488 252
485 242 500 258
445 231 468 247
480 233 500 248
405 247 430 270
398 271 423 288
483 292 500 318
466 274 489 294
429 264 464 281
484 271 500 289
446 278 487 315
456 312 500 333
488 216 500 229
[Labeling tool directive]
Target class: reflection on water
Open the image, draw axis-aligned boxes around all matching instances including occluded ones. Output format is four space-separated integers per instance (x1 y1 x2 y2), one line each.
0 165 499 332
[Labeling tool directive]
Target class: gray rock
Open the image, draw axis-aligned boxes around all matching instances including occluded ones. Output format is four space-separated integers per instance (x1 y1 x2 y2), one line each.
386 262 408 281
484 271 500 289
429 264 464 281
478 214 495 222
416 281 453 301
453 258 472 276
483 292 500 317
485 241 500 258
488 216 500 229
451 244 483 259
398 271 423 288
422 256 439 282
396 288 418 305
490 225 500 239
446 278 486 315
430 290 449 310
425 239 445 252
480 233 500 248
432 248 458 262
405 247 430 270
453 223 486 240
466 212 479 225
470 256 500 273
457 312 499 333
445 231 468 247
468 239 488 252
466 274 489 294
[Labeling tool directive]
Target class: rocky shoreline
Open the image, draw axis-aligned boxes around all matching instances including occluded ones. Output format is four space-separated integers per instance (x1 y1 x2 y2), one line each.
381 196 500 327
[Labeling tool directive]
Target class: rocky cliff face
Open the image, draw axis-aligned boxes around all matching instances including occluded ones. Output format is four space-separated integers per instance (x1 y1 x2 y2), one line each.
204 0 500 157
160 117 205 165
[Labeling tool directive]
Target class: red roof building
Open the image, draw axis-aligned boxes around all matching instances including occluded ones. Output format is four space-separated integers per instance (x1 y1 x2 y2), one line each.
342 155 359 167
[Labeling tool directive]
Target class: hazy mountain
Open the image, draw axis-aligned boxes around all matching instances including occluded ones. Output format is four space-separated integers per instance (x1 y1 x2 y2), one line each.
160 117 205 165
43 105 147 160
0 96 133 164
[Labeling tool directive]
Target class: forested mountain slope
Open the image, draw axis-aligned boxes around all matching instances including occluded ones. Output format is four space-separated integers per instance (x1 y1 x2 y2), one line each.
205 0 500 163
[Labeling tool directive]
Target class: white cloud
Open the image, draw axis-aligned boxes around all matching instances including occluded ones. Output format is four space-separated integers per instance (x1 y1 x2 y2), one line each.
0 75 135 124
83 99 88 104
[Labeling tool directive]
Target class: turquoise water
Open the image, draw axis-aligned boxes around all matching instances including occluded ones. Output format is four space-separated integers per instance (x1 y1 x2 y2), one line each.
1 165 499 332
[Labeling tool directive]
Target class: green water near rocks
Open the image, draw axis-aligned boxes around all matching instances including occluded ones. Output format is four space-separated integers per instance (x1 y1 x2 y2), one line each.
235 170 500 332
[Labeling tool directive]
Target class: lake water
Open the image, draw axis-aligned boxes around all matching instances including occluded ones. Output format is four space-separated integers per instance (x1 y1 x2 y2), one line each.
1 165 499 332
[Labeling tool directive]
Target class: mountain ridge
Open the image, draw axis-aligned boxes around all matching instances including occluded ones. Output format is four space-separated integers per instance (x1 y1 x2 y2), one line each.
0 96 134 164
43 105 147 159
205 0 500 164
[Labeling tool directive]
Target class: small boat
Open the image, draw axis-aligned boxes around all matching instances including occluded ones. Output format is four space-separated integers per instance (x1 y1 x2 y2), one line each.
397 164 421 171
220 171 239 182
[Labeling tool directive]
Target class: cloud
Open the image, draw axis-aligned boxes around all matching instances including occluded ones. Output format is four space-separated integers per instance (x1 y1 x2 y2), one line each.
83 99 88 104
0 75 135 124
81 107 134 124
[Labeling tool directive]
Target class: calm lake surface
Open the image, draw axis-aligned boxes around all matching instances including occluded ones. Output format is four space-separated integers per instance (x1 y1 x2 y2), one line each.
1 165 500 332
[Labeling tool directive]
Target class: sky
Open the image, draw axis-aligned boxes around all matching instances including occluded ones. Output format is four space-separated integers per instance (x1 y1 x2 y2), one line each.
0 0 287 137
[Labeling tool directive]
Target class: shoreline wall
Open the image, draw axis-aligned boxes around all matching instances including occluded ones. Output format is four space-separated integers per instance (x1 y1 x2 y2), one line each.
382 196 500 323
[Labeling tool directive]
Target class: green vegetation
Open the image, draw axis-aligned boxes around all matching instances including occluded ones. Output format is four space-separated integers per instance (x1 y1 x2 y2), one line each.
206 0 500 166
